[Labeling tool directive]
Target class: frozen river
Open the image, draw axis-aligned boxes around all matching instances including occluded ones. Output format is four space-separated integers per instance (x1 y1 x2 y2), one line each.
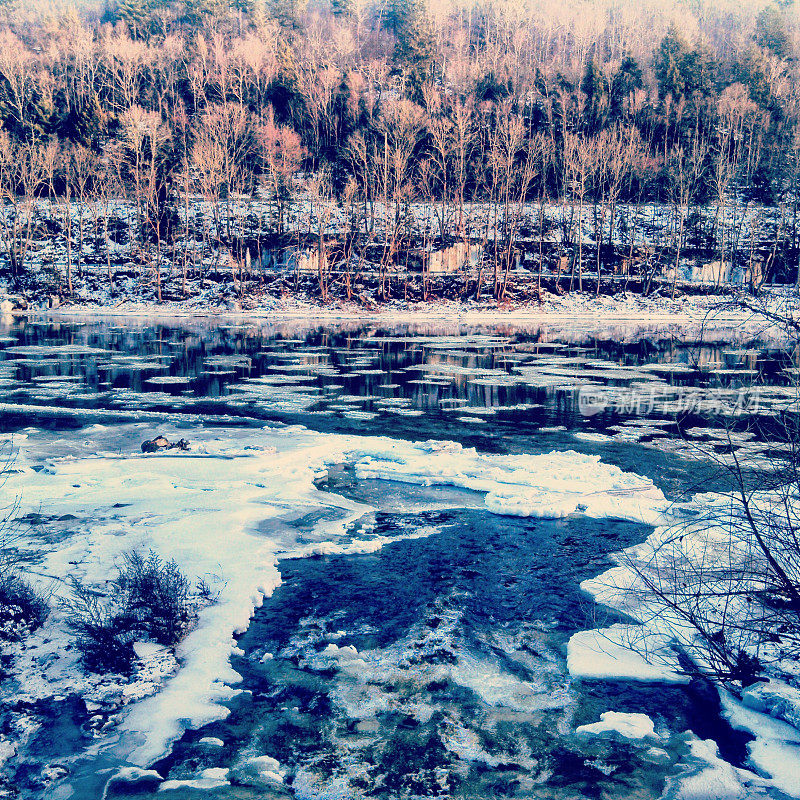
0 315 796 799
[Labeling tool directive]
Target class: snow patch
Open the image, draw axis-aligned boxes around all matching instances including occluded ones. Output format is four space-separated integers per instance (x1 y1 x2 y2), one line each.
567 625 688 683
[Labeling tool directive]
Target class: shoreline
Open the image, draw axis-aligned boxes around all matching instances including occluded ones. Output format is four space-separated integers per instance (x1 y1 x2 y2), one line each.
17 290 780 328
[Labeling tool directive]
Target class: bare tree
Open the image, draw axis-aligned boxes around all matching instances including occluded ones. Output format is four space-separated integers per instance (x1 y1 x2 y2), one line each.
258 107 303 236
120 107 172 301
0 134 48 285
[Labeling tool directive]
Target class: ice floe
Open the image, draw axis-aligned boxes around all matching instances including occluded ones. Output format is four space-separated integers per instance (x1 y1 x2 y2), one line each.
352 442 667 523
575 711 660 742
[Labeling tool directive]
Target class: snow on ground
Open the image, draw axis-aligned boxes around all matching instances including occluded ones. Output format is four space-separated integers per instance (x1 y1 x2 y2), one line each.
661 736 783 800
720 689 800 797
567 625 688 683
0 422 671 778
28 288 779 329
570 488 800 797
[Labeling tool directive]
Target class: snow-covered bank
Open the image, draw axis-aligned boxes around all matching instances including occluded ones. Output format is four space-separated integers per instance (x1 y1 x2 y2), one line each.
4 404 800 798
570 488 800 797
24 287 793 335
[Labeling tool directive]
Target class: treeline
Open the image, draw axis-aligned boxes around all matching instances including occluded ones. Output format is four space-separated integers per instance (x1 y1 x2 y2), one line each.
0 0 799 295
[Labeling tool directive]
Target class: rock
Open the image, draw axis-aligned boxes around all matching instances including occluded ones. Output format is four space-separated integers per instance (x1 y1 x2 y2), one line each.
41 764 69 783
140 436 190 453
141 435 170 453
101 766 162 797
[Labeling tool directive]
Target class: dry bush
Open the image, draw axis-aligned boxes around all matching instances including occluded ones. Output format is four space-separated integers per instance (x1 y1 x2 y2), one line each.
64 549 196 674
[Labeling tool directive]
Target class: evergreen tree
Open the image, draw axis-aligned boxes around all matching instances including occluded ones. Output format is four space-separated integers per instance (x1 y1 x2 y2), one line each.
755 5 792 60
58 93 106 148
264 0 301 29
734 47 775 107
331 0 352 17
654 26 714 100
654 25 689 99
109 0 152 39
181 0 217 26
383 0 436 94
383 0 414 38
581 58 607 131
609 56 643 118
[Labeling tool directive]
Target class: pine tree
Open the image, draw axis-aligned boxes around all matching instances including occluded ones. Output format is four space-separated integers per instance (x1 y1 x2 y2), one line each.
59 92 106 148
110 0 151 39
264 0 300 29
581 58 607 131
654 27 714 101
755 5 791 60
383 0 436 94
609 56 643 118
654 25 688 100
182 0 217 26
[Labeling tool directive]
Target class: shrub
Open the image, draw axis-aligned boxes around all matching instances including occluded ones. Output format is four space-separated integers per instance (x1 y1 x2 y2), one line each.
115 550 192 647
0 571 48 642
63 579 137 673
64 549 196 674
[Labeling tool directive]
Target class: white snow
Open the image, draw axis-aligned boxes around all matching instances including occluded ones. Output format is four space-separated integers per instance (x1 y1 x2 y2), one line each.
671 739 751 800
719 689 800 797
575 711 660 741
7 395 799 800
574 487 800 797
567 625 688 683
229 754 286 787
353 444 667 524
158 767 230 791
198 737 224 748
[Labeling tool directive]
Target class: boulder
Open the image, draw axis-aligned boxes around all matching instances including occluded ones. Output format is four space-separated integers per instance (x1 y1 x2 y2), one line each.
742 680 800 729
141 436 190 453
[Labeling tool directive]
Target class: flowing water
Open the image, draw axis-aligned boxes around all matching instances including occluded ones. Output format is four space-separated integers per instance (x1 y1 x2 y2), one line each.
0 314 793 800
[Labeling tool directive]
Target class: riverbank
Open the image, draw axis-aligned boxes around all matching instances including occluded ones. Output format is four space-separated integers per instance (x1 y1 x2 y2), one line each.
16 287 798 333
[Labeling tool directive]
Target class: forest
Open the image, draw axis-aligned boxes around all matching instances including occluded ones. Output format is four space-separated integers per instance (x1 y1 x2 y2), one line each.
0 0 798 303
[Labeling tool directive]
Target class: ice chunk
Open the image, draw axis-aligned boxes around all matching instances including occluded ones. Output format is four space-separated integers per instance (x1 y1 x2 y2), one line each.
158 767 229 791
102 767 163 796
198 737 224 747
352 444 666 524
567 625 687 683
741 680 800 730
576 711 659 741
229 755 286 788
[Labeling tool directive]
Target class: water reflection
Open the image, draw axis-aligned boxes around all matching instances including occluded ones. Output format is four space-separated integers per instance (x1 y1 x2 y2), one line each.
0 318 793 442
